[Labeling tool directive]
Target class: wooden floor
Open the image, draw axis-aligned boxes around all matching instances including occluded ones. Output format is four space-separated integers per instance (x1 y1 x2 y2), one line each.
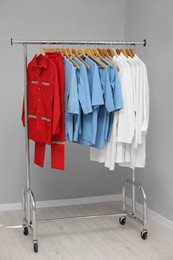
0 201 173 260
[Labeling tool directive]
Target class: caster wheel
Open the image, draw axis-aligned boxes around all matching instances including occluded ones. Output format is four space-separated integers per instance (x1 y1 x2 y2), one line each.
141 230 148 240
119 217 126 225
23 226 28 236
33 242 38 253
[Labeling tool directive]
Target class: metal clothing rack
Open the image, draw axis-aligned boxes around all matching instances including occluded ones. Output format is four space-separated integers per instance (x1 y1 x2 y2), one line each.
11 38 148 253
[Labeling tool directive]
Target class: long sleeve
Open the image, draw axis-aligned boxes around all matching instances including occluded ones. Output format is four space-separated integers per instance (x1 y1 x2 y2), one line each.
52 63 61 135
116 64 135 144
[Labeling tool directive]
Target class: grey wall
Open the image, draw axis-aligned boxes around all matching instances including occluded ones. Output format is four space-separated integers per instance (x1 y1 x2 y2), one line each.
0 0 125 204
124 0 173 221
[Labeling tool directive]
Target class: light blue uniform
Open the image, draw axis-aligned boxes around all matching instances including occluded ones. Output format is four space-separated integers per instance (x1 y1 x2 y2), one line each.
93 64 115 149
77 56 104 146
105 58 123 141
73 57 92 141
64 58 79 141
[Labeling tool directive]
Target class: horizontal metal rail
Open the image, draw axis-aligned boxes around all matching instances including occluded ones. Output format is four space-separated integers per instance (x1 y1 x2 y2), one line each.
36 212 133 223
11 38 146 46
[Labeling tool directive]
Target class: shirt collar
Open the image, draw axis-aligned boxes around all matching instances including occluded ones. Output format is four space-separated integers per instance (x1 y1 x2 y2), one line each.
32 54 49 69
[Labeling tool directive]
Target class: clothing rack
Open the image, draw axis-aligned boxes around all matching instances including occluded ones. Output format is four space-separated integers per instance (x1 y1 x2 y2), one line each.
11 38 148 253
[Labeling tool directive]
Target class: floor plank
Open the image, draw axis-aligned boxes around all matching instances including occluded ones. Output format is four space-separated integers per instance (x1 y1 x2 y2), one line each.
0 202 173 260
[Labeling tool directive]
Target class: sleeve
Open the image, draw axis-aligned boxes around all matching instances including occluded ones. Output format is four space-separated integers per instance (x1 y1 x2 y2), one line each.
136 63 149 146
142 65 149 136
116 66 135 144
114 65 124 111
67 66 80 114
92 65 104 107
103 67 115 113
78 66 92 114
21 98 25 127
52 63 61 135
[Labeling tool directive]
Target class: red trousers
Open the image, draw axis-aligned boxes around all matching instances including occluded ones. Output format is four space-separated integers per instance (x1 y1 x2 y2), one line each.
34 141 65 170
34 52 65 170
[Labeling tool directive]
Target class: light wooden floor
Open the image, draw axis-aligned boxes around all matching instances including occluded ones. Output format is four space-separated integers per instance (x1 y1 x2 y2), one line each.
0 201 173 260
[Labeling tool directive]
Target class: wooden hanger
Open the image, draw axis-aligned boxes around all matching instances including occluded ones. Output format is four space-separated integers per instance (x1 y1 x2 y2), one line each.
93 48 113 68
107 49 113 58
97 48 105 57
69 57 80 70
129 48 135 57
107 48 118 58
66 48 75 58
72 49 90 70
85 49 105 68
43 48 58 53
77 48 87 58
116 49 121 55
125 49 134 58
90 49 95 56
36 48 45 57
102 49 113 60
61 48 68 57
119 48 128 58
94 48 103 57
61 48 80 70
102 49 112 60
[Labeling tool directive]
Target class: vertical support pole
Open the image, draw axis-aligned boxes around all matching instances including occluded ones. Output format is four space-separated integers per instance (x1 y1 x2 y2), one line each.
23 44 31 225
30 190 37 241
142 188 147 231
22 188 27 223
122 184 126 212
132 169 136 215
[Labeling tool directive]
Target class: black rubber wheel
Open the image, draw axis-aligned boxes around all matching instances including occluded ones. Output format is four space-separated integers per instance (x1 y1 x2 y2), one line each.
23 226 28 236
34 242 38 253
119 217 126 225
141 231 148 240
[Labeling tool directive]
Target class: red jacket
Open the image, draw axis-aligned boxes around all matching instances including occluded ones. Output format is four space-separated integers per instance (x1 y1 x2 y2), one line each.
22 54 60 144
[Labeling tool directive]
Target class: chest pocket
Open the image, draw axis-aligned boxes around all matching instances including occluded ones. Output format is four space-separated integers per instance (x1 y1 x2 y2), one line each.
31 80 38 84
42 82 50 87
41 81 50 99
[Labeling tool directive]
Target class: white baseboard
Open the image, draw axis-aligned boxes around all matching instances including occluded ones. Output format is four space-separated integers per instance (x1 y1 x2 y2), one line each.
126 197 173 230
1 194 173 230
0 203 22 211
0 194 121 212
36 194 122 208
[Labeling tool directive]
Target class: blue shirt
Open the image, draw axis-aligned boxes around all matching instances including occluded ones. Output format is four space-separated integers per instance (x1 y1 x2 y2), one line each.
77 56 104 146
73 58 92 141
105 58 123 141
92 64 114 149
64 58 79 141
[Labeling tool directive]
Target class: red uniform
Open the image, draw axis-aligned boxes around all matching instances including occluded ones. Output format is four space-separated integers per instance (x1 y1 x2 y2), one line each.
22 53 65 170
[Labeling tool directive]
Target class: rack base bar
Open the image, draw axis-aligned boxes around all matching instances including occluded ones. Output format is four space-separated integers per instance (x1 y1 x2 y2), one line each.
30 211 145 230
36 212 132 223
